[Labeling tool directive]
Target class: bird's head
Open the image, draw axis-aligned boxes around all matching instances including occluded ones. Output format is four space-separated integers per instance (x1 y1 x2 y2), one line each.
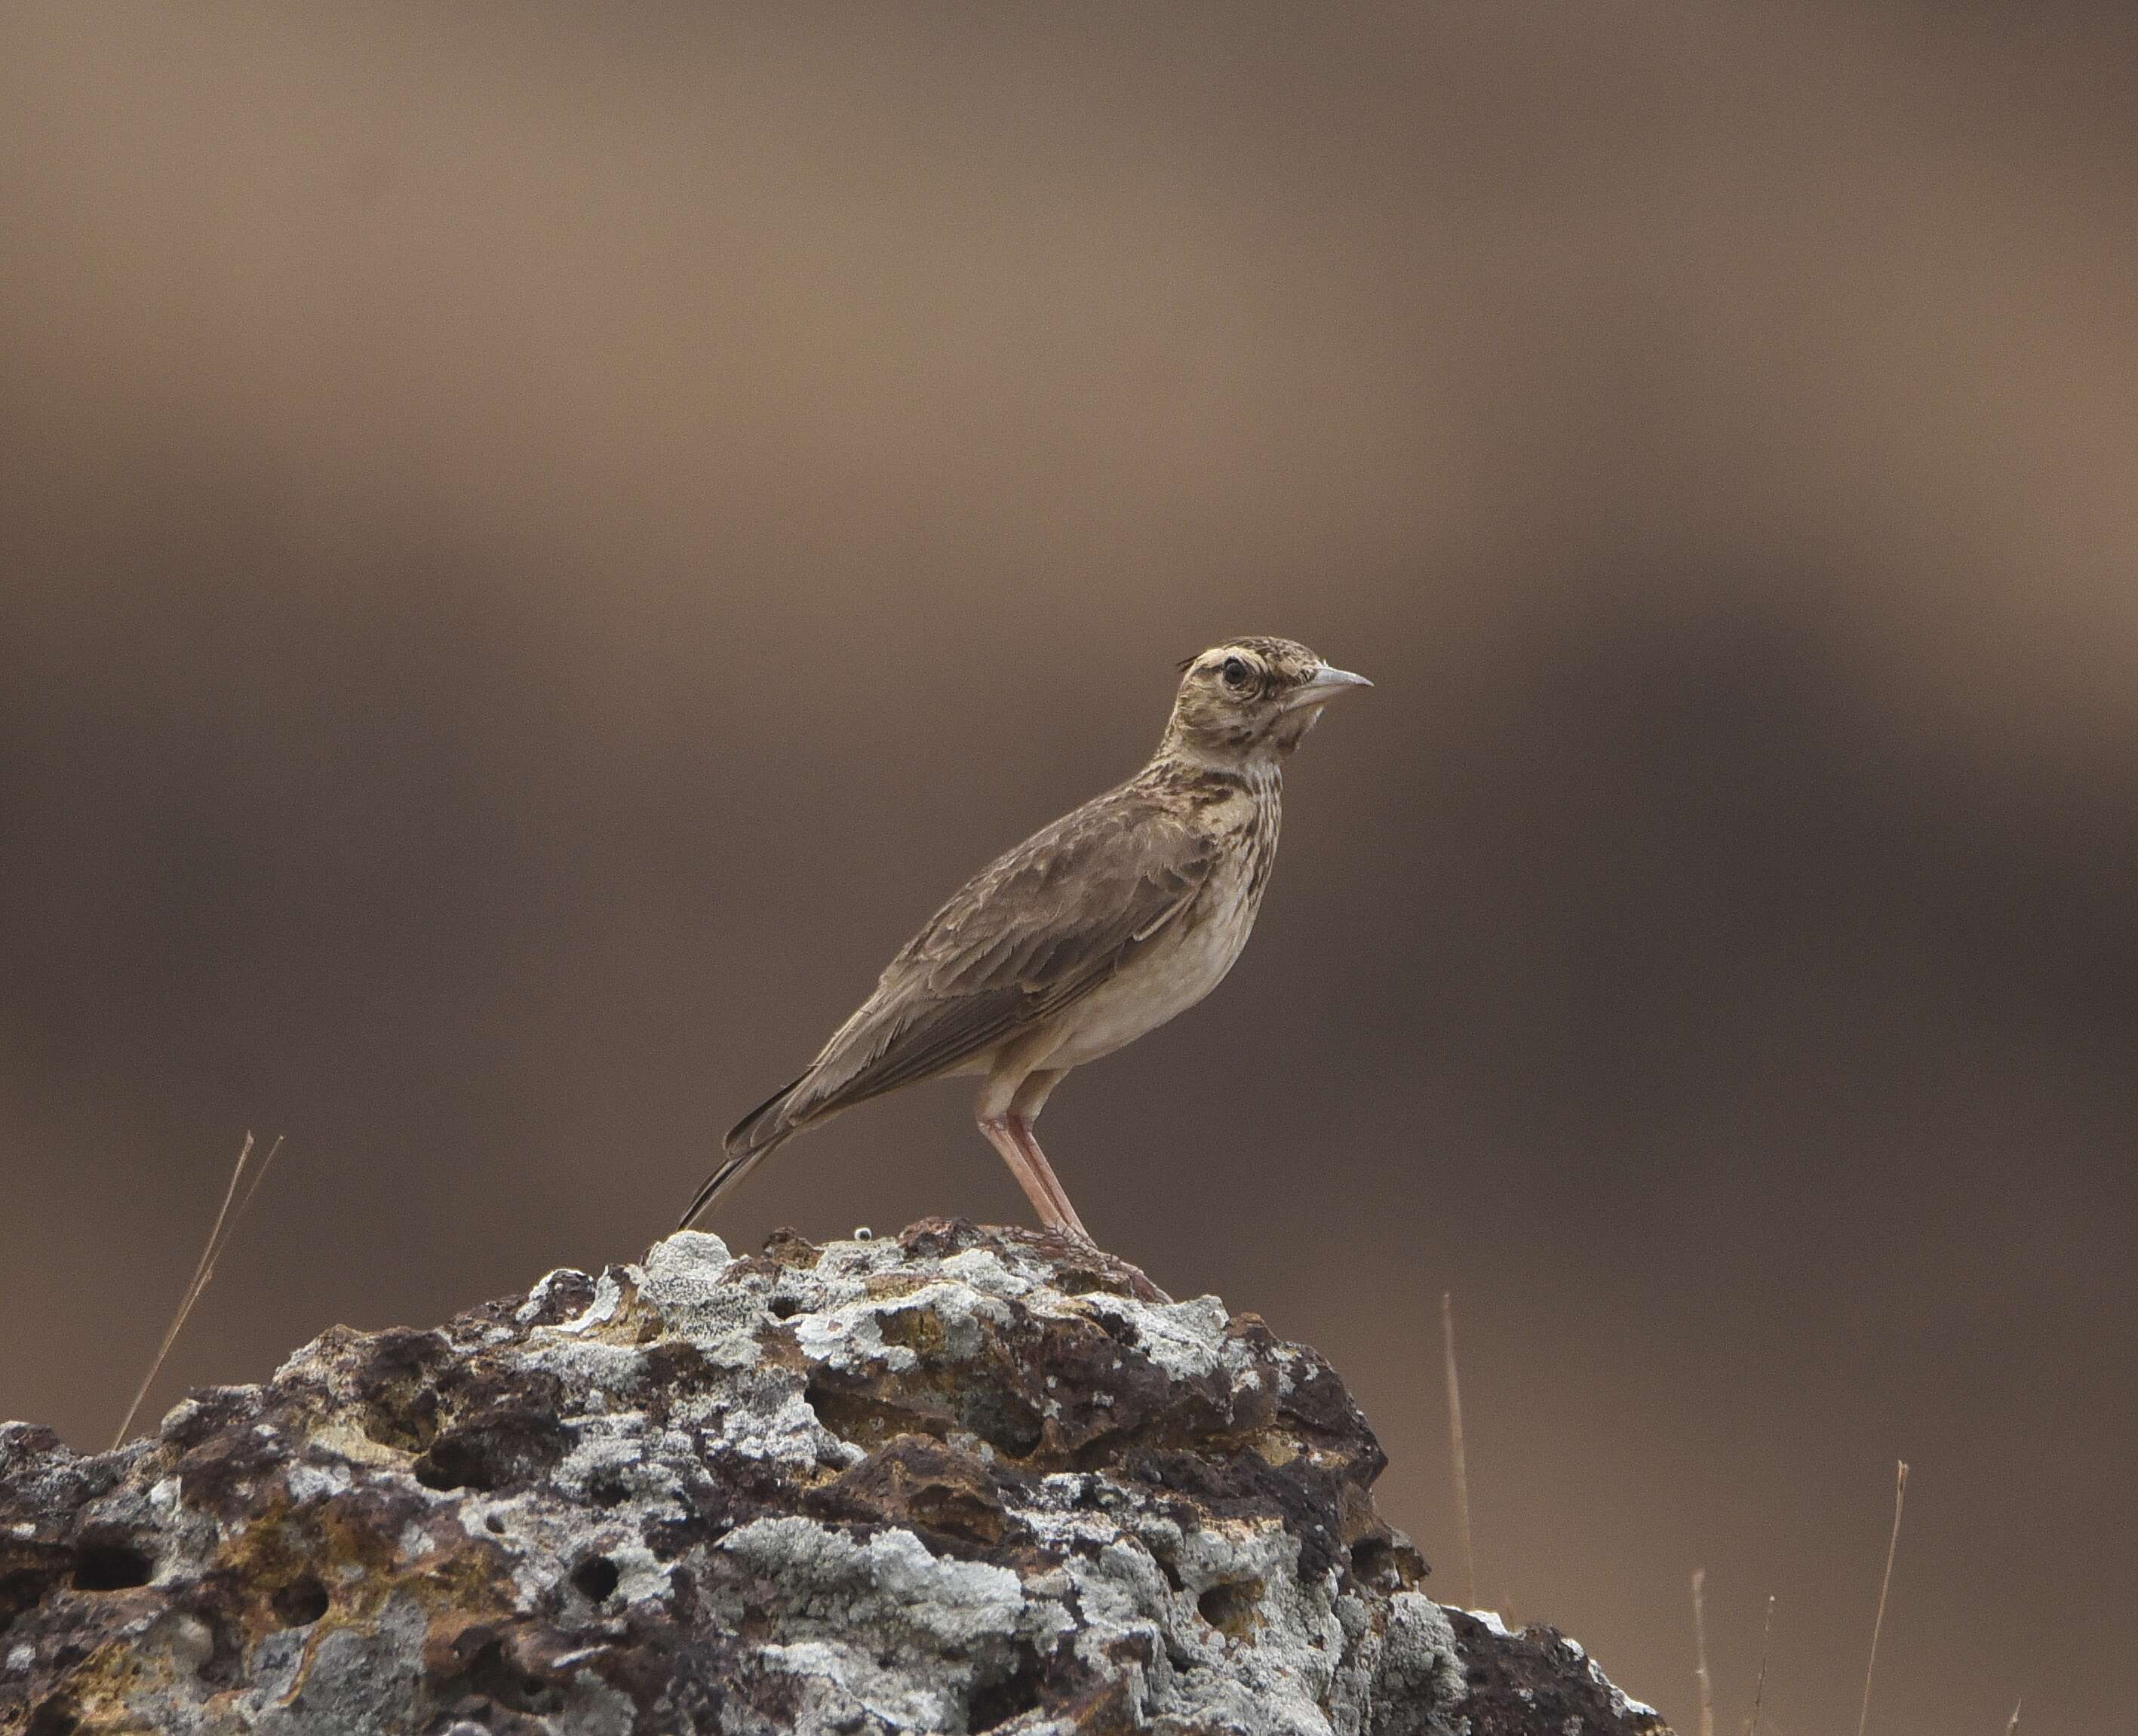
1160 636 1372 767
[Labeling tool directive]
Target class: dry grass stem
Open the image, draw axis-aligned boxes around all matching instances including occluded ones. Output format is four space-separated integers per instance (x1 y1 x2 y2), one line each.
1855 1459 1910 1736
1691 1569 1716 1736
2003 1698 2021 1734
111 1132 287 1450
1746 1593 1774 1736
1440 1290 1477 1609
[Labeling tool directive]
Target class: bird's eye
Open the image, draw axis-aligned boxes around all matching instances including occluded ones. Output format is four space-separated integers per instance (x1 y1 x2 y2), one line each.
1220 656 1251 689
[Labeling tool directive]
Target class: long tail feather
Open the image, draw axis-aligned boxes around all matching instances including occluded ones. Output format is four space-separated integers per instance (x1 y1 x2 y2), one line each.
676 1076 806 1231
676 1147 766 1232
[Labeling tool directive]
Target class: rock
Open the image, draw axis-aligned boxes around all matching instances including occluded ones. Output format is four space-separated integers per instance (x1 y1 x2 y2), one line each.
0 1218 1668 1734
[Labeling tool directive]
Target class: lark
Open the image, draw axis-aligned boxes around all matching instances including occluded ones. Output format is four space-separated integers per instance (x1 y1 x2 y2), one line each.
680 636 1370 1240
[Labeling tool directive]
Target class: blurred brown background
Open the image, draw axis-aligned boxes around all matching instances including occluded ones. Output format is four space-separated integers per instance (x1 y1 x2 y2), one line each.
4 4 2135 1730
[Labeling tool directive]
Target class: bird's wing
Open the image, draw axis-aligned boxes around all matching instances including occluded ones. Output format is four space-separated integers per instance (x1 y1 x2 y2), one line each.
782 783 1214 1122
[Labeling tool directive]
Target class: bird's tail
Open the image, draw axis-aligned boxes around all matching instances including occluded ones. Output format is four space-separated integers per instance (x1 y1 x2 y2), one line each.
676 1075 808 1232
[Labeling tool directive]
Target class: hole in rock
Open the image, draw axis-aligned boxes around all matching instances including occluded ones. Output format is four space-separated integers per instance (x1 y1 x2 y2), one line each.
1 1565 61 1629
1197 1579 1263 1639
586 1471 630 1507
450 1628 564 1716
570 1555 620 1604
1092 1310 1140 1347
269 1575 330 1627
26 1695 78 1736
768 1295 801 1320
411 1410 567 1494
1349 1535 1394 1585
959 1387 1044 1459
967 1643 1045 1731
413 1436 494 1492
70 1540 153 1592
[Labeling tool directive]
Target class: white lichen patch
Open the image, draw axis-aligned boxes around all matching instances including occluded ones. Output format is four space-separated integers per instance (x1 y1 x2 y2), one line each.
519 1334 654 1397
1077 1292 1231 1384
888 1280 1014 1355
553 1269 626 1336
605 1541 673 1610
794 1307 916 1375
514 1267 595 1326
720 1518 1028 1651
934 1246 1036 1298
751 1638 962 1735
712 1375 862 1472
284 1461 352 1504
551 1418 689 1514
637 1233 766 1362
1376 1594 1464 1719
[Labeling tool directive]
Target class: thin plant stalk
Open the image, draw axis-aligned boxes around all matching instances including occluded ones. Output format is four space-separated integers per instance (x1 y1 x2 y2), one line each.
111 1132 286 1449
1440 1291 1477 1609
1856 1459 1910 1736
2004 1698 2021 1734
1691 1569 1715 1736
1746 1593 1774 1736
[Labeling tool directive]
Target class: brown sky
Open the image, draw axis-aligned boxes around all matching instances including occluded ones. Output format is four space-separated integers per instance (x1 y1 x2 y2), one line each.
4 5 2136 1731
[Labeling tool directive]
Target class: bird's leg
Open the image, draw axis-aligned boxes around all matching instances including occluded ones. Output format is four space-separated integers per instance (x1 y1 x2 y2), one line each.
977 1113 1067 1230
975 1067 1089 1240
988 1116 1089 1241
1006 1069 1090 1240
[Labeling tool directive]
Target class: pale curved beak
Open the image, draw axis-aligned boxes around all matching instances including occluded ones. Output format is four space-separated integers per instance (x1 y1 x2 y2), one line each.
1286 664 1373 709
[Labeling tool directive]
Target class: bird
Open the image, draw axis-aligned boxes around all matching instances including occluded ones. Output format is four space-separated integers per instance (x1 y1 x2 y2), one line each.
680 635 1371 1240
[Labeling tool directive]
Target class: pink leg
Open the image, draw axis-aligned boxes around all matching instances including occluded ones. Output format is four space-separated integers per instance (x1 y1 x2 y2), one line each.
978 1114 1072 1232
976 1068 1089 1240
1007 1069 1089 1238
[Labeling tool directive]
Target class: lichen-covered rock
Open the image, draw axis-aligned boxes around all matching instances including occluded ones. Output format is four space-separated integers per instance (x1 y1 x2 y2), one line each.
0 1219 1667 1735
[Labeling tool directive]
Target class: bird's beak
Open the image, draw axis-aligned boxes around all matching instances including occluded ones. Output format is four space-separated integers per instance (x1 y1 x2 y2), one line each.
1286 665 1373 709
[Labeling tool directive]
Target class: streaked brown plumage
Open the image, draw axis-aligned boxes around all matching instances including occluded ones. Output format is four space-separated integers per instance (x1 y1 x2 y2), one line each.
680 635 1369 1239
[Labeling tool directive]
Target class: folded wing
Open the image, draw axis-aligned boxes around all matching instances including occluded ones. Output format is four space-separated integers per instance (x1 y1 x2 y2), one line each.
740 782 1214 1151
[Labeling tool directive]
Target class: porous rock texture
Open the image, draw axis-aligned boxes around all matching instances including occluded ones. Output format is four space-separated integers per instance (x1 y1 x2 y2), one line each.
2 1219 1667 1735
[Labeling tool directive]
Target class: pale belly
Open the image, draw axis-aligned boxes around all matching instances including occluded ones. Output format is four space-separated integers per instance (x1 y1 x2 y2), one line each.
1040 885 1260 1070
